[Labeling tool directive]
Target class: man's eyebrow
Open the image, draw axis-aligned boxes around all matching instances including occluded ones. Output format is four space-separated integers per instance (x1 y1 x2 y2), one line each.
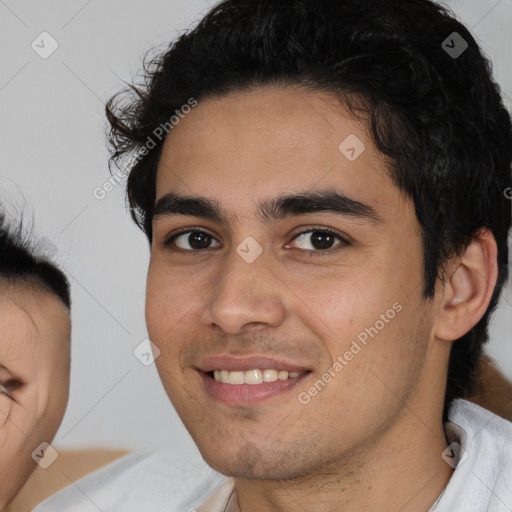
153 193 231 224
153 190 383 225
258 189 382 224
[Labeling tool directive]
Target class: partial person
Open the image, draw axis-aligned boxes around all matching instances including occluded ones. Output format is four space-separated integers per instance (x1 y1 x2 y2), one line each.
0 212 128 511
0 211 71 510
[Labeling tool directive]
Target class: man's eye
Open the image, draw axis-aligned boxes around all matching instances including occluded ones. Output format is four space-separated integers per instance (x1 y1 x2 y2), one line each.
166 230 221 251
164 228 348 254
288 229 347 253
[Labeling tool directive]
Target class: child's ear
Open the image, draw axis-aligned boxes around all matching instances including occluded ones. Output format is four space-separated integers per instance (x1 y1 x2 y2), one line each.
434 229 498 342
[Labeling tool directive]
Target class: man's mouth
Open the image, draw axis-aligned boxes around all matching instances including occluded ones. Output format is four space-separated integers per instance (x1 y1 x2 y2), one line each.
210 369 302 385
197 355 312 405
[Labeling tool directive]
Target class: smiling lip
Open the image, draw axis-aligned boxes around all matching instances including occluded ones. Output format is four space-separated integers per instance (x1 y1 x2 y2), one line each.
197 355 310 373
196 355 311 405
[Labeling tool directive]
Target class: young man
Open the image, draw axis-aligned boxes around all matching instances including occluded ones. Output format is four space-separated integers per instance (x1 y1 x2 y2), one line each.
36 0 512 510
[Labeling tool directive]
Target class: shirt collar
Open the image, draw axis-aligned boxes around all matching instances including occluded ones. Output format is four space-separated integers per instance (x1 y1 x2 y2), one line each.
197 477 237 512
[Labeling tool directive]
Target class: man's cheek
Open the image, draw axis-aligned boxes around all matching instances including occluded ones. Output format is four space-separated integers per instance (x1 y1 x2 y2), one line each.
147 283 198 331
146 296 177 340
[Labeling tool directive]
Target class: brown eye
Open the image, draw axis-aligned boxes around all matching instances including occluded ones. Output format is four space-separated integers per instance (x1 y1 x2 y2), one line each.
165 230 221 251
310 231 336 250
290 229 348 253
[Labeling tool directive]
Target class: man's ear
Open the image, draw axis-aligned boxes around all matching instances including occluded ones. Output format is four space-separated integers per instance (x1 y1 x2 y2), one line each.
434 229 498 342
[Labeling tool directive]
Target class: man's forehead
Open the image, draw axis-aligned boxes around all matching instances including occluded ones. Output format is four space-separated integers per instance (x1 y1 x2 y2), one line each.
153 86 406 227
158 87 369 156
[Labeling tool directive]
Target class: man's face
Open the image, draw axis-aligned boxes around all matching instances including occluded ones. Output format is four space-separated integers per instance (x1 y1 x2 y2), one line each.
0 286 70 506
146 87 441 479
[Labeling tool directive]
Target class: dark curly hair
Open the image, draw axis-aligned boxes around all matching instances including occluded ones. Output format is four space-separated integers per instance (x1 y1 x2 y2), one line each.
105 0 512 421
0 212 71 309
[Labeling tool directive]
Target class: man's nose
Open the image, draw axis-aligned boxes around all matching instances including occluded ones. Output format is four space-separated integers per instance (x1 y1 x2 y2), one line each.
200 245 288 335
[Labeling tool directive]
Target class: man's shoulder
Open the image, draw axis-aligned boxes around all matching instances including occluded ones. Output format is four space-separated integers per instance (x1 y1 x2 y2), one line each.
449 398 512 474
437 399 512 511
33 449 228 512
450 398 512 451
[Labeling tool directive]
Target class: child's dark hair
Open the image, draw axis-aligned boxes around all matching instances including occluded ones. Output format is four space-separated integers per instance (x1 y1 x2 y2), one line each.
0 212 70 309
105 0 512 420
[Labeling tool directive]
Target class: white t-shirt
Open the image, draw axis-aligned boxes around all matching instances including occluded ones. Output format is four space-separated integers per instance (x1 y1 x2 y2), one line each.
33 399 512 511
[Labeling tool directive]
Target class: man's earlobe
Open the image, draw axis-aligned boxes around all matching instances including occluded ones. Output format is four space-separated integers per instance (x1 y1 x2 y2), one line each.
434 229 498 341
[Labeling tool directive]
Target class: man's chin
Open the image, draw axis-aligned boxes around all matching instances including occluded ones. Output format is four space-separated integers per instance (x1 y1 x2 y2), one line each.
198 441 316 481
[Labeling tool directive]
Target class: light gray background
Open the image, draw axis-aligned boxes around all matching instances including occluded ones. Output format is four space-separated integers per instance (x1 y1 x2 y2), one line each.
0 0 511 455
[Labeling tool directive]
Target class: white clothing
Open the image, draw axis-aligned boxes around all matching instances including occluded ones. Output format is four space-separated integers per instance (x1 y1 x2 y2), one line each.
33 399 512 511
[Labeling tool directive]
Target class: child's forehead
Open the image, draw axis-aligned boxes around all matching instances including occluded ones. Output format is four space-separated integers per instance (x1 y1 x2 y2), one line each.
0 286 70 364
0 285 70 336
0 298 38 364
0 290 37 322
0 281 69 313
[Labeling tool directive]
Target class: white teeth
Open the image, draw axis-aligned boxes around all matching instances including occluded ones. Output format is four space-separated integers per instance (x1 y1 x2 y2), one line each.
228 371 245 385
263 369 279 382
245 369 263 385
212 369 302 385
